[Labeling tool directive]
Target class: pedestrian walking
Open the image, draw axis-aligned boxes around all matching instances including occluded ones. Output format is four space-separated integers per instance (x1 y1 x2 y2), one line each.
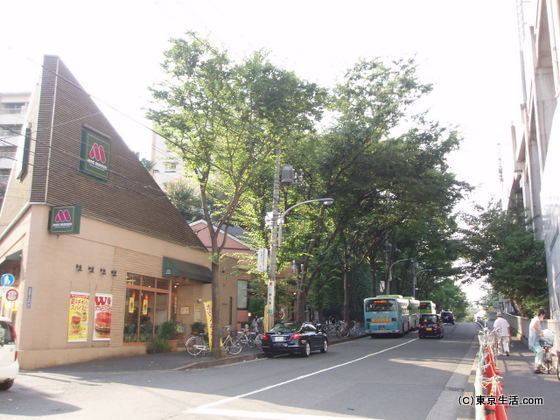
493 312 511 356
529 308 546 373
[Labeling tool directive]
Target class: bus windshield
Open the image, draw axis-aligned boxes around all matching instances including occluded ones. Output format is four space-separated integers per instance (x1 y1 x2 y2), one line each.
365 299 395 312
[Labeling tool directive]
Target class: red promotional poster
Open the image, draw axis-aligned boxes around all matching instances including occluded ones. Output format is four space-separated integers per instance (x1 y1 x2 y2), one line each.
93 293 112 341
68 292 89 342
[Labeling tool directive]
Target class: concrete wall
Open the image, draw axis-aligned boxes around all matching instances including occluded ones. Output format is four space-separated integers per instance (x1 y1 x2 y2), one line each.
504 313 558 350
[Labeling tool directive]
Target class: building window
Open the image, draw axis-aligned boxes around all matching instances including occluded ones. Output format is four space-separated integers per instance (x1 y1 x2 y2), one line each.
124 273 170 343
0 125 23 137
164 162 178 173
0 102 27 114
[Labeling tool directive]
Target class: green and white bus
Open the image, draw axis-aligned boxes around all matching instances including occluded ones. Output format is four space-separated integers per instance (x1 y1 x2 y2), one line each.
364 295 410 337
419 300 436 314
404 297 420 330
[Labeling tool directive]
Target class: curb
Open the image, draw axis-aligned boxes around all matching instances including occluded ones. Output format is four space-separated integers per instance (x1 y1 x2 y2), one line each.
176 352 267 371
175 334 366 371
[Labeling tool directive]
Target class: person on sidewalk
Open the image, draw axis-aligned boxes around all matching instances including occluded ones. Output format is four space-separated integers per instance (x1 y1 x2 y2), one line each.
529 308 546 374
493 312 511 356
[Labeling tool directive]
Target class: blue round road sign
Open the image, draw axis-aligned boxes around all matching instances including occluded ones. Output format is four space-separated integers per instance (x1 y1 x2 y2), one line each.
1 273 15 287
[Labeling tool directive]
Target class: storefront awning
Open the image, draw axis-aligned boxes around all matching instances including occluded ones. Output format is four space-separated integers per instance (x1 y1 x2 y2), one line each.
0 250 22 270
162 257 212 283
0 250 22 265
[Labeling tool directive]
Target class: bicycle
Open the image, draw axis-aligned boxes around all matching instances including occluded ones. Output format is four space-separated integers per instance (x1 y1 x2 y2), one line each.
349 320 362 336
247 329 263 349
337 320 350 338
185 326 242 357
539 337 556 374
490 327 502 357
556 350 560 381
324 320 348 338
236 329 252 348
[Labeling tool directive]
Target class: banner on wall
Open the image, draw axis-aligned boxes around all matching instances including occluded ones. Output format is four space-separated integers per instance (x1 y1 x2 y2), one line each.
204 301 213 350
263 305 269 333
68 292 89 342
93 293 112 341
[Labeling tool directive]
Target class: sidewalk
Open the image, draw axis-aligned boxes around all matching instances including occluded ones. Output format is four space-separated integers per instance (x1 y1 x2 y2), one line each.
29 335 360 374
31 344 267 374
460 336 559 420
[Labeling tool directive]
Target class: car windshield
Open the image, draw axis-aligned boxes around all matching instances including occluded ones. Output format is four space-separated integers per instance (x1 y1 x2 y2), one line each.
270 322 302 333
0 321 15 345
421 315 438 324
365 300 395 312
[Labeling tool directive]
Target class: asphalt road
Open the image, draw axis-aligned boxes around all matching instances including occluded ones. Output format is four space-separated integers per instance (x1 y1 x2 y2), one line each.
0 322 479 419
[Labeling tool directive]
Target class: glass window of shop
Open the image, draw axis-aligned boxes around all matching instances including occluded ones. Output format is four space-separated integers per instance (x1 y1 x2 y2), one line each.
124 274 170 343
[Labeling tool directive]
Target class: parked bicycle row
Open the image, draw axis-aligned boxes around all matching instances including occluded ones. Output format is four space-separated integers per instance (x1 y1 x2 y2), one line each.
184 321 364 358
185 325 263 357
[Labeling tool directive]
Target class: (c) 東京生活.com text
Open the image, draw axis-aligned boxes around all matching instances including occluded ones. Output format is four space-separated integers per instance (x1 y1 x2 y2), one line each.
458 395 544 406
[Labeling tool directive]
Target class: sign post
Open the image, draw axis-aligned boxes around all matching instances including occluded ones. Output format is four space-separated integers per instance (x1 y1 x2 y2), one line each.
1 273 15 287
0 274 16 316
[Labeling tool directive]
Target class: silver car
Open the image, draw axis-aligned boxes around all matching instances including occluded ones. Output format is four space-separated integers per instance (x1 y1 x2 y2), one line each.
0 316 19 390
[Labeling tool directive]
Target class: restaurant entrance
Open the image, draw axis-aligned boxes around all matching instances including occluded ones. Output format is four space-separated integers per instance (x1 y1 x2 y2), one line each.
124 273 170 343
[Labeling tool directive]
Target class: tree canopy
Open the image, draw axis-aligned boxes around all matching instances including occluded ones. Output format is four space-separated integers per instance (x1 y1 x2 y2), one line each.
460 199 548 317
149 32 476 343
147 32 326 357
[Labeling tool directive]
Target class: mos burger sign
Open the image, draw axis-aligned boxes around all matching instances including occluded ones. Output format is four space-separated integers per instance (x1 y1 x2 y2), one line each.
49 205 81 235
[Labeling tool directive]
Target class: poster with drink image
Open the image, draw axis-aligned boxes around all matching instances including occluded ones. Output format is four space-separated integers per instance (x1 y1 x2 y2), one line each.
93 293 112 341
68 292 90 342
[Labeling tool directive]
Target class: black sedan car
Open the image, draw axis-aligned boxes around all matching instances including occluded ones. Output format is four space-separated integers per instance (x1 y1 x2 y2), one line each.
440 311 455 325
418 314 444 339
261 322 328 357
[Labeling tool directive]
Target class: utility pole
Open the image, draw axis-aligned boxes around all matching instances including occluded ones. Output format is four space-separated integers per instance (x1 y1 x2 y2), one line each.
267 154 281 332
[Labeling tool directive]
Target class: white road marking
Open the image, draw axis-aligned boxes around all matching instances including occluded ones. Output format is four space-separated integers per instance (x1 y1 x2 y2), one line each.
188 407 377 419
184 338 417 418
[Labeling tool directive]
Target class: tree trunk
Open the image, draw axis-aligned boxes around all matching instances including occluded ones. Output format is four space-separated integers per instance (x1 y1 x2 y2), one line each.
343 269 350 323
297 288 308 322
210 262 222 359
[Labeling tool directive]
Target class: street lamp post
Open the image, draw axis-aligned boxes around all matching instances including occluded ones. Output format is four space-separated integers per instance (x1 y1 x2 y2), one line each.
387 258 414 295
267 197 334 331
414 268 432 298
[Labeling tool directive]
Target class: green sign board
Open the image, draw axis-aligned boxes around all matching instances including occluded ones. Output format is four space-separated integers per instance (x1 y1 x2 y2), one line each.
79 129 111 180
49 206 81 235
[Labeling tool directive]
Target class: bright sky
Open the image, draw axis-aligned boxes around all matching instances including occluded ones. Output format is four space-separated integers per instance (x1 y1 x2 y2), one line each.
2 0 524 302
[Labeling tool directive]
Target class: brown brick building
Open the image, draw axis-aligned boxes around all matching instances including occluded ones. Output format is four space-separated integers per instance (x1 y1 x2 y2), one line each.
0 56 238 369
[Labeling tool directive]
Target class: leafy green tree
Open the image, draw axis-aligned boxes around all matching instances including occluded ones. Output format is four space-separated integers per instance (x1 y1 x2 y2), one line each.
135 152 155 172
279 59 466 322
147 32 326 357
460 199 548 317
165 179 204 221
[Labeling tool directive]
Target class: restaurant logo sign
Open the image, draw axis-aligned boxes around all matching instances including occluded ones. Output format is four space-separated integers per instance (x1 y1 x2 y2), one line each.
49 205 81 234
80 129 111 181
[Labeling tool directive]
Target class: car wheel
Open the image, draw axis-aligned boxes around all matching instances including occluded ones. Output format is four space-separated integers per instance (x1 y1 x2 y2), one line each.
303 341 311 357
320 339 328 353
0 379 14 391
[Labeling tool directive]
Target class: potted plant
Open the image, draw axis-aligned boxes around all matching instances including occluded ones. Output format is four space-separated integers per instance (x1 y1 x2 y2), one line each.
191 321 206 335
152 320 182 352
147 335 172 353
159 320 181 340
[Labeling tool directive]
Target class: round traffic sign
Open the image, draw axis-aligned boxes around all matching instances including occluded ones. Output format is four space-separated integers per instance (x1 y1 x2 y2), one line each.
5 288 18 301
1 273 15 287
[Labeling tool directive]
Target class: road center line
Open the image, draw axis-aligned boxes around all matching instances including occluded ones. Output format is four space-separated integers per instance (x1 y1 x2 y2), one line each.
184 338 417 415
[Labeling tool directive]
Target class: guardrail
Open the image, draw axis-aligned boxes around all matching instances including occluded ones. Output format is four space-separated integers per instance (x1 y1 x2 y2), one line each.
474 328 509 420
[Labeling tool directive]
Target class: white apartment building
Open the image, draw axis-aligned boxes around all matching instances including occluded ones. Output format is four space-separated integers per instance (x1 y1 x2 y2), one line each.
0 93 30 182
511 0 560 331
150 131 183 191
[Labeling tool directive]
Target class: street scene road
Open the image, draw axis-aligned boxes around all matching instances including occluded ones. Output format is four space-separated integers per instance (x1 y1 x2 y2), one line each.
0 323 478 419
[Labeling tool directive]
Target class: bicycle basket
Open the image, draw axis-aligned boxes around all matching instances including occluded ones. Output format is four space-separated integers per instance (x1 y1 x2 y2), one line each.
539 337 554 347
